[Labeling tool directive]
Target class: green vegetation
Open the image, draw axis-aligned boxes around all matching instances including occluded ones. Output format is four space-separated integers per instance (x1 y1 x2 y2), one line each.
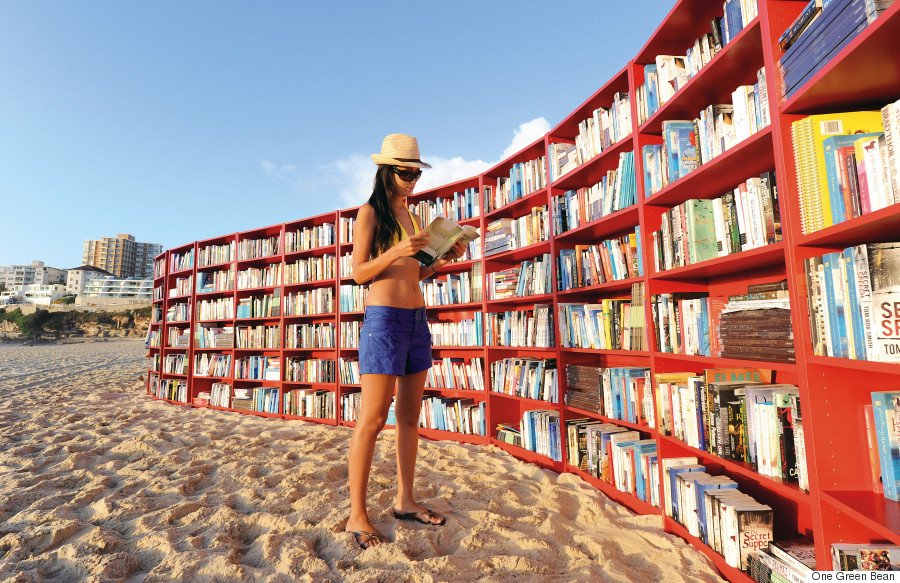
0 306 151 338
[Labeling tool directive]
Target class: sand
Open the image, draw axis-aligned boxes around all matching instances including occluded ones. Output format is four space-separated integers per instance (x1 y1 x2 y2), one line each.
0 339 724 583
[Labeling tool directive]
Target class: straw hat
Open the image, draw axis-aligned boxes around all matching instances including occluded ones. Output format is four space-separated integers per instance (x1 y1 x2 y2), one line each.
371 133 432 168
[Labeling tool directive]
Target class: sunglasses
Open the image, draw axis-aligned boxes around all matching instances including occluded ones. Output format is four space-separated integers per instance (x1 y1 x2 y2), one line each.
393 167 422 182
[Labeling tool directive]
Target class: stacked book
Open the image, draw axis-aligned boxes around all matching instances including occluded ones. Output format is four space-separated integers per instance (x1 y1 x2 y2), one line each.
558 233 641 291
284 389 334 419
552 151 637 233
804 242 900 363
778 0 892 99
747 538 817 582
663 456 775 571
718 297 795 363
642 67 770 197
832 542 900 570
490 357 558 402
419 396 486 436
791 104 898 234
426 357 485 391
566 419 659 503
651 173 782 273
636 0 761 125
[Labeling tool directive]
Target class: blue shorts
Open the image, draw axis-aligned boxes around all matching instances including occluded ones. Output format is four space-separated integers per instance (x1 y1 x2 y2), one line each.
359 306 433 376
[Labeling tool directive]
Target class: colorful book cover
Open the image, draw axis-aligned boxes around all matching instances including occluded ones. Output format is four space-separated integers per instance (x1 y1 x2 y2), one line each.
822 133 882 223
663 120 699 181
735 505 774 570
871 391 900 500
792 111 883 233
685 198 718 264
868 242 900 363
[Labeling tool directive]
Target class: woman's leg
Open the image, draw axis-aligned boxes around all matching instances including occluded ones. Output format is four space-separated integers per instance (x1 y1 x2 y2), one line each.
393 369 435 514
346 373 396 538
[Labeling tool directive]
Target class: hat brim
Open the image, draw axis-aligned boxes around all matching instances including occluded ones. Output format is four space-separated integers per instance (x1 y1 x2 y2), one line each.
371 154 432 169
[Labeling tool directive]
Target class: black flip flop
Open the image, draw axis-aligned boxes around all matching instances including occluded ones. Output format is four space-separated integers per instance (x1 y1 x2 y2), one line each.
350 530 387 549
391 507 447 526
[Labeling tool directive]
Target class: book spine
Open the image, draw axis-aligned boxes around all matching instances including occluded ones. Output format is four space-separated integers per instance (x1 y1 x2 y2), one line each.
871 392 900 500
863 403 885 494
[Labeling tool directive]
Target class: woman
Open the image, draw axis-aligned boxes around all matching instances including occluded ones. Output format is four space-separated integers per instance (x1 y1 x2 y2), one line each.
345 134 468 549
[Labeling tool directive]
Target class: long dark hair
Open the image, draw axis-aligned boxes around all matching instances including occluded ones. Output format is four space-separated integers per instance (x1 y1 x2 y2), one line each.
368 165 402 256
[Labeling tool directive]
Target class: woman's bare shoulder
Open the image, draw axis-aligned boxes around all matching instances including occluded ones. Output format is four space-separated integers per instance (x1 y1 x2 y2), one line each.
356 203 375 220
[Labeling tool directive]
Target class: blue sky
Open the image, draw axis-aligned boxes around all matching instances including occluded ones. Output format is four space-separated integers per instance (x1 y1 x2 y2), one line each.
0 1 674 268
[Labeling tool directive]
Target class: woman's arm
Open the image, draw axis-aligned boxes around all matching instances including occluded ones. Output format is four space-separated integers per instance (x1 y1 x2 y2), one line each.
418 239 468 281
352 204 428 284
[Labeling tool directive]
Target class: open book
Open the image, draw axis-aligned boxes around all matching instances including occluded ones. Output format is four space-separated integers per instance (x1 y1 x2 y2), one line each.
413 216 480 267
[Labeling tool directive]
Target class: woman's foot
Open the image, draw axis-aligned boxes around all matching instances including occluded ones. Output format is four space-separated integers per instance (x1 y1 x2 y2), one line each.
345 517 387 549
348 529 387 550
391 501 446 526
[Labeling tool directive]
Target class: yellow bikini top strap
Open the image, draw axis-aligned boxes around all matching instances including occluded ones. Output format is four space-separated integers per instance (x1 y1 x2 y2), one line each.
407 208 420 234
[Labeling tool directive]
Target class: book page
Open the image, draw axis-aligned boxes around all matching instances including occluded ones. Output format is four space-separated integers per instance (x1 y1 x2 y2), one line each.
415 216 480 266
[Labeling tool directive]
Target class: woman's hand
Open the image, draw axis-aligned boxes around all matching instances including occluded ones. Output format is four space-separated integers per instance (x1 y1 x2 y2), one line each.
443 240 468 262
391 232 430 259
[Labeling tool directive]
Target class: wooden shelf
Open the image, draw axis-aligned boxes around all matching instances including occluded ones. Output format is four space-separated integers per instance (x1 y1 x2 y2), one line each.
486 346 557 355
557 276 644 298
484 188 549 221
651 243 785 281
797 203 900 248
486 293 554 309
551 136 633 191
645 128 774 208
483 240 552 264
562 405 656 435
419 428 488 445
821 491 900 544
283 414 338 425
559 348 651 358
489 391 558 407
197 261 233 270
282 382 337 389
659 435 811 505
554 205 640 245
640 18 764 135
490 438 562 472
283 278 338 289
564 463 660 516
425 301 484 312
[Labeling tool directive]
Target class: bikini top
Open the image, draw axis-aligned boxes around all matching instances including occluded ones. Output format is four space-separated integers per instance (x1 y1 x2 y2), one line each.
391 208 420 246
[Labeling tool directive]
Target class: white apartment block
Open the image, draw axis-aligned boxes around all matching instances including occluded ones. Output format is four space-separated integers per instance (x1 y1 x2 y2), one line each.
18 284 67 306
66 265 114 295
81 277 153 300
82 234 162 279
0 261 66 290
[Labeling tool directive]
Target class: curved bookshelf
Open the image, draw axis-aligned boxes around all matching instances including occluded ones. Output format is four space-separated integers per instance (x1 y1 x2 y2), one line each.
146 2 900 579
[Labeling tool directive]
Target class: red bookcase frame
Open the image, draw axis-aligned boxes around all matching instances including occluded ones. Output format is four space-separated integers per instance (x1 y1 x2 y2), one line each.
147 2 900 578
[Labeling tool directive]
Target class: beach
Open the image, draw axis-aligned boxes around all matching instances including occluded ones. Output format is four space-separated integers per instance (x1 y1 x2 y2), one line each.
0 339 724 583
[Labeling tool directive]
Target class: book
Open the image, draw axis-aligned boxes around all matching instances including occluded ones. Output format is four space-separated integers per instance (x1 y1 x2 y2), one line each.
768 538 817 574
871 390 900 500
779 0 824 50
413 216 480 267
868 242 900 363
832 543 900 570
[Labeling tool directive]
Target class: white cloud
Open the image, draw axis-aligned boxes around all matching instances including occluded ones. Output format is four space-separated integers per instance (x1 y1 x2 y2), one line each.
415 156 491 193
260 160 301 187
261 116 551 206
501 117 550 159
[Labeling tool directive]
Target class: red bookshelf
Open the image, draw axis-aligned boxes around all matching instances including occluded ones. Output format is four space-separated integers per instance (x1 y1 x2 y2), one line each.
147 2 900 579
